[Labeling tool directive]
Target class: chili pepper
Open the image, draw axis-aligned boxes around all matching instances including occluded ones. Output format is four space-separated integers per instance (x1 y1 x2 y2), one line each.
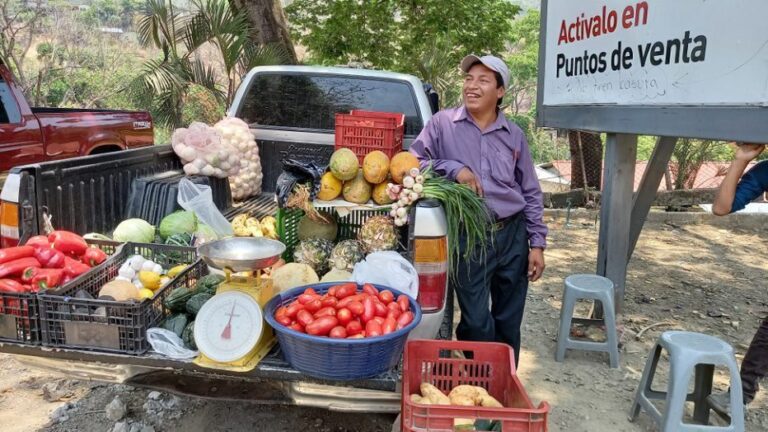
82 247 108 267
0 279 26 293
0 246 35 264
21 266 40 283
34 247 66 269
0 257 41 278
25 236 50 249
63 256 90 278
48 231 88 256
31 268 64 291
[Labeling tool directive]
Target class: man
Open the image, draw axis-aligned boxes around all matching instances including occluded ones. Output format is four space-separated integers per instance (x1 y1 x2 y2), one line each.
709 142 768 413
409 54 547 365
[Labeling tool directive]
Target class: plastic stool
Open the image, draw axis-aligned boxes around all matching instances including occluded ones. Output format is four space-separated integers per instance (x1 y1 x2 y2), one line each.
628 331 744 431
555 274 619 368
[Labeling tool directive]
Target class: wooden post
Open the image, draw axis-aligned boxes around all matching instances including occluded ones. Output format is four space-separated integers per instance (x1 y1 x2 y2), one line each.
596 134 637 313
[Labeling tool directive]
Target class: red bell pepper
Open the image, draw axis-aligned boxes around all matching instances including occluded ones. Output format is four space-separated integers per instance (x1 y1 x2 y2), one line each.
21 266 40 283
0 279 25 294
31 268 64 291
0 246 35 264
25 236 50 249
48 231 88 256
63 256 90 278
34 247 66 269
0 257 41 278
82 247 108 267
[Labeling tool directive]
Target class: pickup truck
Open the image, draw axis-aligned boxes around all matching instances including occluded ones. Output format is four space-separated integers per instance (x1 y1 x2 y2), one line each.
0 60 153 172
0 66 452 413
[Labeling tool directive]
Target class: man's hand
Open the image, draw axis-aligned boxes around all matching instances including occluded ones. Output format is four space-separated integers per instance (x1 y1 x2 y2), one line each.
456 167 484 197
735 143 765 162
528 248 545 282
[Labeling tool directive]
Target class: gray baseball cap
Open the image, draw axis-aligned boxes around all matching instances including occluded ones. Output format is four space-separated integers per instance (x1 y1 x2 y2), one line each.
460 54 509 89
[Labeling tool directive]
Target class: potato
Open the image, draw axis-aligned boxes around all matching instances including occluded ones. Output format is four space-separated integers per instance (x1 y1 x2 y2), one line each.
479 394 503 408
448 385 484 405
449 394 476 406
409 394 424 404
420 383 451 405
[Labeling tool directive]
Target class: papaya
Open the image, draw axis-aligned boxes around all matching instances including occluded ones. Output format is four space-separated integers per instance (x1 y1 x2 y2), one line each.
342 169 372 204
329 148 359 181
390 152 420 184
372 182 393 205
363 151 390 184
318 172 342 201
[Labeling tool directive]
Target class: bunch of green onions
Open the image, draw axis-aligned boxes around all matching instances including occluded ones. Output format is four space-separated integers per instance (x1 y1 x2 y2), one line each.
420 168 493 277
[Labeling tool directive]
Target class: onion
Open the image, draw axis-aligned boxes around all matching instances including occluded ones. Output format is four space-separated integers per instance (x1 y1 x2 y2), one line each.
409 167 420 177
402 176 415 188
412 183 423 193
415 175 425 184
409 191 419 201
396 207 407 217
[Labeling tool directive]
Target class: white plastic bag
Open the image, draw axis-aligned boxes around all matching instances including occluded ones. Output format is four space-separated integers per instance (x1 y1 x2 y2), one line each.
147 328 198 360
352 251 419 299
177 178 234 238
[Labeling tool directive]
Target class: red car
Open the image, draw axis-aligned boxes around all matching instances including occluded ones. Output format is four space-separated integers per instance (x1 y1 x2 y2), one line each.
0 60 153 171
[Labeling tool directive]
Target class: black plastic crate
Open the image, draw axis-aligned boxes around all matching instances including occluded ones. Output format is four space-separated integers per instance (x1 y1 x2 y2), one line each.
38 242 198 355
0 239 122 345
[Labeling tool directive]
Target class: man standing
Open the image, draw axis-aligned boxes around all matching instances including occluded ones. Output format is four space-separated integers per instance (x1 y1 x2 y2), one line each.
710 142 768 413
409 55 547 365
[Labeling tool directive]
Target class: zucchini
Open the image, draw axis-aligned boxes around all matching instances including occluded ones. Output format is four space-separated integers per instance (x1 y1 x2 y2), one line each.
182 321 196 350
196 274 225 295
164 286 196 312
186 292 212 316
161 313 188 338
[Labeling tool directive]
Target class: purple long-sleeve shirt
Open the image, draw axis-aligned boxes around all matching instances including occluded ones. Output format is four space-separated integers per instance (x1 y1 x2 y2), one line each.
409 106 548 249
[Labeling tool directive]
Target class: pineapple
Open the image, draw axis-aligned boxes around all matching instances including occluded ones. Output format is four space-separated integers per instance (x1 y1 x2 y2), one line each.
293 238 334 274
330 240 365 271
358 215 399 254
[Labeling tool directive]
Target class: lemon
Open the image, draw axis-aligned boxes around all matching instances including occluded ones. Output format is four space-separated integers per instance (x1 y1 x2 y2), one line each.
138 288 155 300
167 264 188 278
138 271 161 291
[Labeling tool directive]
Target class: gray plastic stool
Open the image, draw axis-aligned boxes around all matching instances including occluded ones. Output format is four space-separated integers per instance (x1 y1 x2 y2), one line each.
628 331 744 431
555 274 619 368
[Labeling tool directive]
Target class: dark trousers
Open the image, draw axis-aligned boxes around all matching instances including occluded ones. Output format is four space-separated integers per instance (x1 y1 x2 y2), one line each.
742 315 768 403
452 213 529 366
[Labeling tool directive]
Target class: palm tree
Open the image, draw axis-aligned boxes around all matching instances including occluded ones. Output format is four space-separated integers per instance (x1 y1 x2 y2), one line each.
133 0 289 128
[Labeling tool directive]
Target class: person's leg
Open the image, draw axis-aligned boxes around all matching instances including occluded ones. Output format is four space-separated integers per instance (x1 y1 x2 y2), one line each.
453 233 498 344
741 315 768 404
489 214 529 367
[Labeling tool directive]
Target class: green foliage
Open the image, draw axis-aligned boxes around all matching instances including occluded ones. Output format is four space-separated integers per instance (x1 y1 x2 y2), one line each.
181 84 225 126
507 112 567 164
80 0 145 29
505 10 540 114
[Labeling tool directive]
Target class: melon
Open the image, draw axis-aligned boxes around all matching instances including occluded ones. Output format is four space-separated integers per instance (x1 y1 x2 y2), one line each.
390 152 420 184
297 211 338 241
329 148 359 181
372 182 394 205
342 169 372 204
363 151 390 184
318 172 342 201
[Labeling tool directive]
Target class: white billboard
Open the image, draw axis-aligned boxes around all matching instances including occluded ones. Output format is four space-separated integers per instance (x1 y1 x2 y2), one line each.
541 0 768 106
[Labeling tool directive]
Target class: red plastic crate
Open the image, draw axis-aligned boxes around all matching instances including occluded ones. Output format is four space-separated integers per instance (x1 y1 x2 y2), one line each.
335 110 405 163
401 339 549 432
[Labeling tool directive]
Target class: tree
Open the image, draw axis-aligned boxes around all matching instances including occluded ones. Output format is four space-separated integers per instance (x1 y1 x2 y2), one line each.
505 9 539 115
286 0 519 76
670 139 725 190
228 0 297 63
0 0 46 90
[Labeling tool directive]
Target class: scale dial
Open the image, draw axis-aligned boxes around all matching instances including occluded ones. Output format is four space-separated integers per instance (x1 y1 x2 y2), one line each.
194 291 264 363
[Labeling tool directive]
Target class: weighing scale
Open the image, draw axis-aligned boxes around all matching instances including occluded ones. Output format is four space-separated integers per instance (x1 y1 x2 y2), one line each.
194 237 286 372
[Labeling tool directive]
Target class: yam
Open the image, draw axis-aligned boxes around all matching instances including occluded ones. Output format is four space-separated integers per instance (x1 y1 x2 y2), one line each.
409 394 424 404
420 383 450 405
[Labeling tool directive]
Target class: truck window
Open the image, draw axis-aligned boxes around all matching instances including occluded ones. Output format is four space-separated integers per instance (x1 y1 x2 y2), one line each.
237 74 424 136
0 76 21 124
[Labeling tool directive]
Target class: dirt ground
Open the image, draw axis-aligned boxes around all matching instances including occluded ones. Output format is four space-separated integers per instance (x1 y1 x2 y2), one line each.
0 214 766 432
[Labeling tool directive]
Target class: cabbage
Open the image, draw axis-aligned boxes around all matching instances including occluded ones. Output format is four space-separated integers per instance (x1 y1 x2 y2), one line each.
113 219 155 243
159 211 198 240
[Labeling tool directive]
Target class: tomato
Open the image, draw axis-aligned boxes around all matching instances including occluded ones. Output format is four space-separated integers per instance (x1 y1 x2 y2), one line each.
378 290 395 304
338 294 365 308
314 306 337 318
298 293 318 305
346 320 363 335
373 316 385 326
374 302 388 318
285 302 305 319
289 322 305 333
365 320 383 337
362 296 375 323
397 311 414 329
383 317 397 334
387 309 401 321
347 301 364 317
397 294 410 312
305 316 339 336
304 299 322 313
334 283 357 299
297 309 314 327
303 288 317 296
329 326 347 339
275 306 288 318
347 334 365 339
328 286 338 297
275 314 292 326
336 308 353 326
320 295 338 308
362 283 379 297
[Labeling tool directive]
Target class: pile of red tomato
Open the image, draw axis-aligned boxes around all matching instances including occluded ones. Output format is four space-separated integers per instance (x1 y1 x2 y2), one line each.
273 283 415 339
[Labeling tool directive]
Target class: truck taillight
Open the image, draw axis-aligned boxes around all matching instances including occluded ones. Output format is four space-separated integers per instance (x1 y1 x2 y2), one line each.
0 201 20 248
413 236 448 312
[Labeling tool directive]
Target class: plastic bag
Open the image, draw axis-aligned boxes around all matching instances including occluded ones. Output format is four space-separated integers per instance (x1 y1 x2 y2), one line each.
275 159 326 208
213 117 263 200
352 251 419 299
147 328 198 360
177 178 234 238
171 122 240 178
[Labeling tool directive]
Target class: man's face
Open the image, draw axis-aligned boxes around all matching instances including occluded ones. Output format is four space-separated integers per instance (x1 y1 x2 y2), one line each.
462 63 505 113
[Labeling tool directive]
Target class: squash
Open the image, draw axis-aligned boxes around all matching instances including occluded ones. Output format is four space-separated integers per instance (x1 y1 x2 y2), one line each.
161 313 188 338
186 292 212 316
182 321 196 350
164 287 196 312
99 280 140 301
